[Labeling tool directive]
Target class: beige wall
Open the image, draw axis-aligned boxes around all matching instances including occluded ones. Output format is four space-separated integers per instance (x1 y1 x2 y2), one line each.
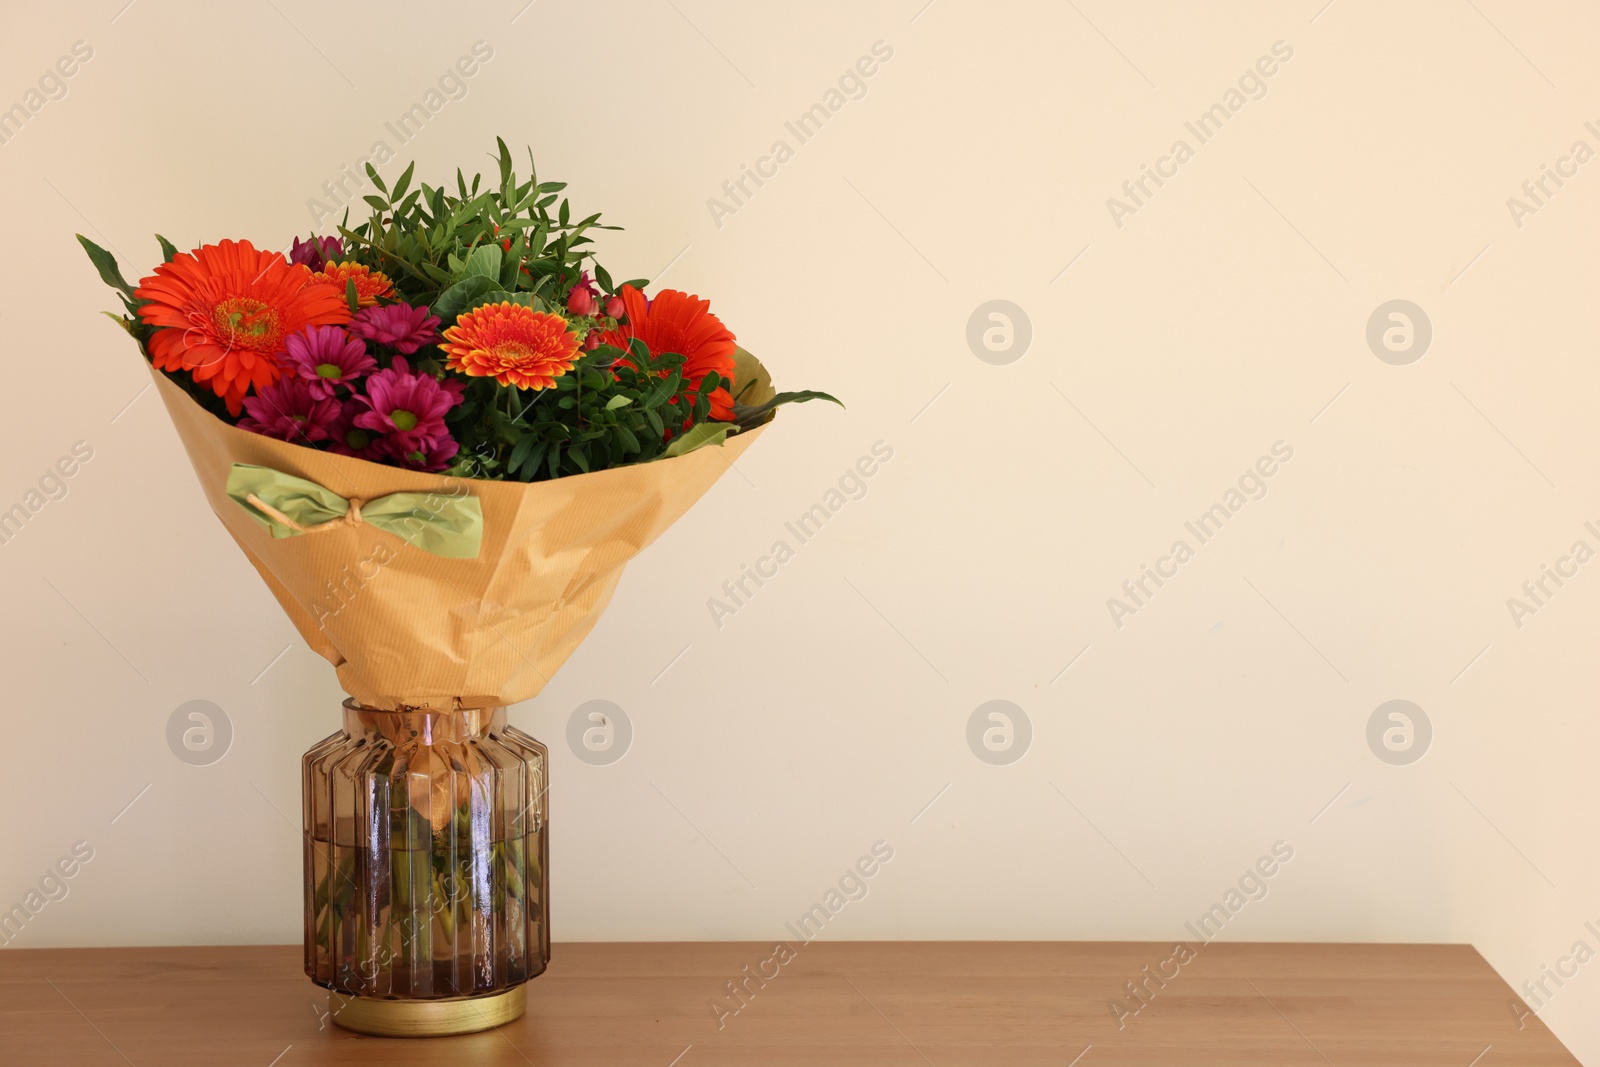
2 0 1597 1055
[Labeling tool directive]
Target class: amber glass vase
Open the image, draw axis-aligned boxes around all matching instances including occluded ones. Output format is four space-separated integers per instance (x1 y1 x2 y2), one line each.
302 701 549 1036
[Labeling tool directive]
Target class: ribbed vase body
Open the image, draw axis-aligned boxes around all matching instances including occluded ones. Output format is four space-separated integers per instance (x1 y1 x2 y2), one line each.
303 702 549 999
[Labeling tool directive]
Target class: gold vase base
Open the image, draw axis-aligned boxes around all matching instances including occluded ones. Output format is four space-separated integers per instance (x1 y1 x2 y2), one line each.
329 985 527 1037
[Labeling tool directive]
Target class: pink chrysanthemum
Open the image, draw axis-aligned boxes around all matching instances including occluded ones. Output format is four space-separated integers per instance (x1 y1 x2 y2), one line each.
352 358 462 448
380 434 462 473
326 401 388 462
349 303 442 355
282 325 376 400
237 377 341 443
290 235 343 271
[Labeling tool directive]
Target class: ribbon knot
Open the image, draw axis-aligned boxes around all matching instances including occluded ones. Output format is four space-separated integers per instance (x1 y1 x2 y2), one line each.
226 464 482 559
244 492 368 534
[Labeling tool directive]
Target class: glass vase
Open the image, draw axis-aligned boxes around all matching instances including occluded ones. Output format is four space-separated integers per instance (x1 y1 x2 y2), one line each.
302 700 549 1036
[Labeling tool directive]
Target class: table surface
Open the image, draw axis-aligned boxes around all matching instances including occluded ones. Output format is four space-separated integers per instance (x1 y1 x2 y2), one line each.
0 941 1578 1066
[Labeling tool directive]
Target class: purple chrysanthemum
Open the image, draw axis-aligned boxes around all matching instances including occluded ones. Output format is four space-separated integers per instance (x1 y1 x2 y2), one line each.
282 325 377 400
380 433 462 473
237 377 340 443
326 400 388 461
348 302 443 355
352 358 462 448
289 235 343 271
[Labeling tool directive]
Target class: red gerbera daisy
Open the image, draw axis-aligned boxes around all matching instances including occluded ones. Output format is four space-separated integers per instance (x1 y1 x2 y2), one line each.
135 240 352 415
597 285 736 420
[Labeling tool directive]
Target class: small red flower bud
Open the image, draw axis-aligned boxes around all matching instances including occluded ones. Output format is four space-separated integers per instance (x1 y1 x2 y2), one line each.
567 286 597 317
604 295 625 319
583 332 600 350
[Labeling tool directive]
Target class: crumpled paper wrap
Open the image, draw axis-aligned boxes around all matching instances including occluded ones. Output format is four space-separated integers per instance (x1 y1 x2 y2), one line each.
153 350 770 710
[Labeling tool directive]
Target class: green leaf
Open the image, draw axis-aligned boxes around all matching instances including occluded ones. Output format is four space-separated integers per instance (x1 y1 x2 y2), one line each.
154 234 179 263
604 394 633 411
734 389 844 429
99 310 136 335
420 262 456 285
508 433 536 476
345 278 360 314
432 275 500 321
640 370 680 409
76 235 136 299
462 242 502 281
493 288 530 308
662 421 734 458
390 161 416 204
495 136 513 189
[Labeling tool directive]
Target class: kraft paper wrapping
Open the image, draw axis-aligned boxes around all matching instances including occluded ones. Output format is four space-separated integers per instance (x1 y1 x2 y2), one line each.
152 352 771 710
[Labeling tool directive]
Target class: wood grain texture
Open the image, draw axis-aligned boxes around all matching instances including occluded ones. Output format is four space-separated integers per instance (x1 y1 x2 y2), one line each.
0 941 1578 1066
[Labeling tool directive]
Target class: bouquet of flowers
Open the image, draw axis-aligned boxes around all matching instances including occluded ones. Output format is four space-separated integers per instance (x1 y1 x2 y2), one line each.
78 138 834 709
79 141 835 1034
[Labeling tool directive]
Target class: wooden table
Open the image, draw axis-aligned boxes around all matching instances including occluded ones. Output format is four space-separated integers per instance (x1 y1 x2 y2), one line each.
0 942 1578 1065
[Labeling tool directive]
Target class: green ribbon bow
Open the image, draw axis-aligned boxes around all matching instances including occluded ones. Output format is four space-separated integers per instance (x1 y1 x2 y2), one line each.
225 464 483 560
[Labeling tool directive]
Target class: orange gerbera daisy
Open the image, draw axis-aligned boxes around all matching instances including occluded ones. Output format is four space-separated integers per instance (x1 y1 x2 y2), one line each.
309 261 393 307
596 285 736 419
441 303 579 390
135 240 352 414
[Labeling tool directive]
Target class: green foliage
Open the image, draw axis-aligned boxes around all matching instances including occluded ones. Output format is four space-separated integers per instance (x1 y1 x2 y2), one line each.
336 138 620 315
76 234 136 301
732 390 842 432
331 138 822 479
446 342 727 482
